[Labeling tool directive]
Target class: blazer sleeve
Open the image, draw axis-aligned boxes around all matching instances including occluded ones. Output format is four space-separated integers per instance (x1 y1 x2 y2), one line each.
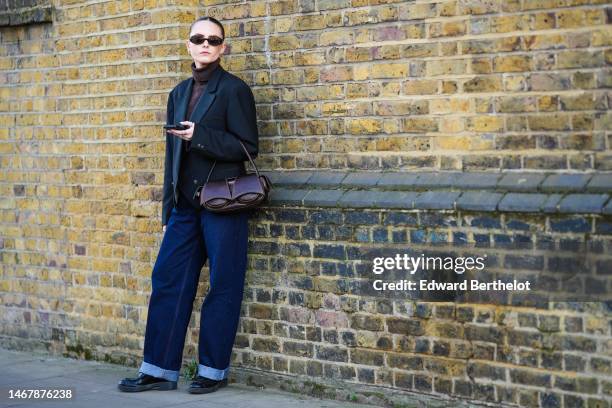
161 91 174 227
188 83 258 162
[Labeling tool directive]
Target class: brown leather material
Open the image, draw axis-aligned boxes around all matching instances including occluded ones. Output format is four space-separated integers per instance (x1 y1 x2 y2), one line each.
194 139 271 213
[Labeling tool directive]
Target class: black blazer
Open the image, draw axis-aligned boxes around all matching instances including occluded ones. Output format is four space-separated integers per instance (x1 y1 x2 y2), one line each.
162 64 259 226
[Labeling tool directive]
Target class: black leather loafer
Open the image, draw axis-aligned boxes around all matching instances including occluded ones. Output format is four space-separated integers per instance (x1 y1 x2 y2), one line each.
117 372 177 392
188 376 228 394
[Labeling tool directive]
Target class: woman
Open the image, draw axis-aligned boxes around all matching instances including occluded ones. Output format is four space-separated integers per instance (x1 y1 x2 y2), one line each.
118 16 258 394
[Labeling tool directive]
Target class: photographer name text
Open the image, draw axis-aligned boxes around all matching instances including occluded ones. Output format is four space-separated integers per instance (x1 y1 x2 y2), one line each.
372 254 531 292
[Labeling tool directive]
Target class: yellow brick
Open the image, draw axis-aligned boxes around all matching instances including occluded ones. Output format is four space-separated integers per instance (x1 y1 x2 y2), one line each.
383 119 399 134
269 35 299 51
380 82 401 97
557 9 585 28
470 135 495 150
493 55 531 72
439 117 465 133
283 139 304 153
524 34 566 50
452 98 472 112
592 28 612 47
320 66 352 82
427 60 467 76
538 95 557 111
400 3 436 19
377 5 398 21
429 99 450 114
435 135 469 150
304 67 319 83
151 10 193 25
492 15 528 32
297 120 327 135
459 0 500 14
272 70 302 84
403 79 438 95
295 15 326 31
375 100 427 116
295 51 325 65
250 1 267 17
442 81 458 93
467 116 504 132
354 65 369 81
345 47 370 62
405 23 426 39
347 118 383 135
304 139 322 152
431 21 466 37
325 11 342 26
322 102 349 116
320 30 353 46
532 12 556 29
270 0 297 15
504 75 526 92
502 0 521 12
372 137 397 151
401 117 438 132
438 1 457 16
346 9 371 26
528 114 571 131
370 63 408 79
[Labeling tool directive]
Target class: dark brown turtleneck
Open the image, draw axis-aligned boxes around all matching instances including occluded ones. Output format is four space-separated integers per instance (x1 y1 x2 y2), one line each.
184 57 221 150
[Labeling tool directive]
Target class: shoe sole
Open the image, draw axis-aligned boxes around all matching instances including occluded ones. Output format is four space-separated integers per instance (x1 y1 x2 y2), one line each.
118 381 177 392
188 378 228 394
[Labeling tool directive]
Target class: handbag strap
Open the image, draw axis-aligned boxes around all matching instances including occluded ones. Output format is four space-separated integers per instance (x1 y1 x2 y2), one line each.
204 139 261 185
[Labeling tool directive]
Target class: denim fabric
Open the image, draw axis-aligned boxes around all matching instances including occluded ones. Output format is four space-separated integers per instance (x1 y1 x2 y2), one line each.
139 194 250 381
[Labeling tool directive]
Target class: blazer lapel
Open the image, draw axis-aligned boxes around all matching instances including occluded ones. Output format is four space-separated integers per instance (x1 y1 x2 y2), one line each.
172 64 225 152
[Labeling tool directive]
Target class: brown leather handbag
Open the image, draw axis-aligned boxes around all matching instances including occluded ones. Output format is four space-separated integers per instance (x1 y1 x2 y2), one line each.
195 140 271 213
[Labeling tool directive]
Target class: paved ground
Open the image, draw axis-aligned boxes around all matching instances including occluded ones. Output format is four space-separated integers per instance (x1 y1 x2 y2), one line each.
0 348 375 408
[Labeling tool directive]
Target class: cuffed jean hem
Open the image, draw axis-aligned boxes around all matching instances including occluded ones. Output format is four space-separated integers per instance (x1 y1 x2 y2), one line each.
198 363 229 380
139 361 180 382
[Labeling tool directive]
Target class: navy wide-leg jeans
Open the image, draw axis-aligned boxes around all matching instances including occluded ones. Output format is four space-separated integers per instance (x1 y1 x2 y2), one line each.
138 192 250 382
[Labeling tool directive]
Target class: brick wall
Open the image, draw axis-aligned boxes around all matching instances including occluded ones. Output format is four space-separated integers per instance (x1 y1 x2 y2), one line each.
0 1 611 407
231 0 611 172
236 171 611 407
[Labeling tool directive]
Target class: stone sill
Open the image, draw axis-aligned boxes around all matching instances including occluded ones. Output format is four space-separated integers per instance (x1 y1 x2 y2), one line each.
260 171 612 215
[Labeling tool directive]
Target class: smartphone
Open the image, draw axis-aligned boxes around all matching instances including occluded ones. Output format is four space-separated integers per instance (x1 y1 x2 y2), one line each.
164 124 188 131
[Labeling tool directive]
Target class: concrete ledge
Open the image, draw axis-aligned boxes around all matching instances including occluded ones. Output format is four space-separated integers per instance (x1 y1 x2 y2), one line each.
456 192 504 212
498 193 548 213
263 170 612 214
264 170 609 194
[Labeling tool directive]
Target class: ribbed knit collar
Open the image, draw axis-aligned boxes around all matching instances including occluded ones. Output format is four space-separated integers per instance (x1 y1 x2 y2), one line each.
191 58 220 83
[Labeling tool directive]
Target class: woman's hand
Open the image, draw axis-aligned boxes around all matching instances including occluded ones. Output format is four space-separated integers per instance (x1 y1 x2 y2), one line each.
167 121 194 141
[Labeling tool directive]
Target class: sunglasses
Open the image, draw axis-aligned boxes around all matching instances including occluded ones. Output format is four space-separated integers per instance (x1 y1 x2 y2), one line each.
189 34 224 46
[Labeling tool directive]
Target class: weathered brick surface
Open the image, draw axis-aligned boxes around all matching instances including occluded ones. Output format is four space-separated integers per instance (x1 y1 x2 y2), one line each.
1 1 611 407
232 203 612 407
181 0 608 171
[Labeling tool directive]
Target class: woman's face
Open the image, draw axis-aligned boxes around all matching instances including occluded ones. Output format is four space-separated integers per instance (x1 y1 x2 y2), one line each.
186 21 226 68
